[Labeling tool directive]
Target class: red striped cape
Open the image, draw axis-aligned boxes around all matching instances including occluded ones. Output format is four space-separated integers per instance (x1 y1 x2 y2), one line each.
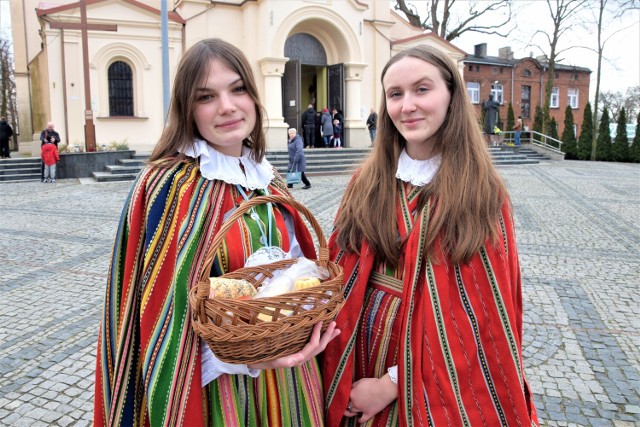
322 191 538 426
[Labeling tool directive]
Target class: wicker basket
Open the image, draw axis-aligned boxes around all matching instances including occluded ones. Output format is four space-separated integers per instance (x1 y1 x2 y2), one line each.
189 194 344 364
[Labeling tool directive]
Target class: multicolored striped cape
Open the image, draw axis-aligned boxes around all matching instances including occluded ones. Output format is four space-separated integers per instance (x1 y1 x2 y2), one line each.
322 181 538 426
93 159 324 426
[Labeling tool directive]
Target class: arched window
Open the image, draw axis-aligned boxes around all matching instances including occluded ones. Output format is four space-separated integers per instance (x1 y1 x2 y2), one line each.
108 61 134 116
522 68 532 77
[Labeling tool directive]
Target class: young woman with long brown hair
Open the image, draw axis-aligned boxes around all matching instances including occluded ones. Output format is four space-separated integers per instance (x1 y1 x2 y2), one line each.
322 45 538 426
93 38 339 426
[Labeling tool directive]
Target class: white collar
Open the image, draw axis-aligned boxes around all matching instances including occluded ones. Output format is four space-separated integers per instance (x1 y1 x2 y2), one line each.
395 148 441 186
181 139 274 190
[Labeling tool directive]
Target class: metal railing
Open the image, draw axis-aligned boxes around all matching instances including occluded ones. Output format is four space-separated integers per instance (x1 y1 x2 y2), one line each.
500 130 565 155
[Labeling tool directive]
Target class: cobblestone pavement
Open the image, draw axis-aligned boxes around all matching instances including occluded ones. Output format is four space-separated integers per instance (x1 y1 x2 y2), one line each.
0 160 638 426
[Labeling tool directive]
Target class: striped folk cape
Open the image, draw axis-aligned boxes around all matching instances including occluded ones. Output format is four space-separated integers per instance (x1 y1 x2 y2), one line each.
322 182 539 426
93 159 325 426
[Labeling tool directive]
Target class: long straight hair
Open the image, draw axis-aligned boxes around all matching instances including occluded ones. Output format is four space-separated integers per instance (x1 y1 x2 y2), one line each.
149 38 266 164
334 45 507 265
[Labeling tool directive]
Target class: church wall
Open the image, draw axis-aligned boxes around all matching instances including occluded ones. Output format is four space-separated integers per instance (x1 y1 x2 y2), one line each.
29 52 50 143
11 0 470 154
41 3 185 153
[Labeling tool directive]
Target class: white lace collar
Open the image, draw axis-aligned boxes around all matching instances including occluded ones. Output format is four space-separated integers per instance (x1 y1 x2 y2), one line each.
181 139 274 190
395 148 442 186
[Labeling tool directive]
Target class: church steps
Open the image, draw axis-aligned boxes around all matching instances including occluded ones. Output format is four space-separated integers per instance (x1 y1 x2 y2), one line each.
0 145 549 183
0 158 42 183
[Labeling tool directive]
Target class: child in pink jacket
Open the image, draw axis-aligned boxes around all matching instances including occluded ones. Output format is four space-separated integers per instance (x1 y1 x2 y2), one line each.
41 141 60 182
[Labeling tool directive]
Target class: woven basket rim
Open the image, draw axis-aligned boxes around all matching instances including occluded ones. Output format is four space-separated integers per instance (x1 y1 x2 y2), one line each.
189 193 345 363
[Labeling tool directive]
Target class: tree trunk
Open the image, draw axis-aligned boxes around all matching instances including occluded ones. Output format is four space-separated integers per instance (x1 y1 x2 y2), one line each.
591 0 605 160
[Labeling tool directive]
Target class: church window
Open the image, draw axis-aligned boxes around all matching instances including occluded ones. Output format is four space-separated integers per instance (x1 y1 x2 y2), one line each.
108 61 134 116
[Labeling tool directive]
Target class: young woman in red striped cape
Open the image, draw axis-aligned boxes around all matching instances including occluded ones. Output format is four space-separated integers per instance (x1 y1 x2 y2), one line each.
322 45 539 426
93 38 339 426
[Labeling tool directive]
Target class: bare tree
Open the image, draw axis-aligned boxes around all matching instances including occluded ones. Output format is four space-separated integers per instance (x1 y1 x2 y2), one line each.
526 0 589 135
0 37 18 148
599 90 626 122
588 0 637 159
599 87 640 123
393 0 515 41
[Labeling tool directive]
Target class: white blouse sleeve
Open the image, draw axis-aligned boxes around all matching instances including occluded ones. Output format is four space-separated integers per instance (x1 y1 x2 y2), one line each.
387 365 398 384
201 340 261 386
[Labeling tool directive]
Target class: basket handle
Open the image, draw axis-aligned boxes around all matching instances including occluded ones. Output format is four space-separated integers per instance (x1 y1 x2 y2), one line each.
197 195 329 284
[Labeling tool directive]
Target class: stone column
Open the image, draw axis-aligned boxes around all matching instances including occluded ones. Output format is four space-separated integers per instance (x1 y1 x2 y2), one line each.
258 57 289 150
343 63 368 148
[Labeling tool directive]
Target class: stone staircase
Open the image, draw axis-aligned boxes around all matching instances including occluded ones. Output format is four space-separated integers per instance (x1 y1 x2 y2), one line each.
91 153 149 183
0 158 42 182
267 147 371 176
91 148 371 183
490 146 550 165
0 145 550 183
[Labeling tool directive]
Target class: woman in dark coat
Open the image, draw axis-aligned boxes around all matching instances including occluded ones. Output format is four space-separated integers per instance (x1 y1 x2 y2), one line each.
320 108 334 147
287 128 311 189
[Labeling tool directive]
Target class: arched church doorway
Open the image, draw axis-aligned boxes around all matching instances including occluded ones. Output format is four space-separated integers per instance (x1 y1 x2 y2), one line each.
283 33 344 147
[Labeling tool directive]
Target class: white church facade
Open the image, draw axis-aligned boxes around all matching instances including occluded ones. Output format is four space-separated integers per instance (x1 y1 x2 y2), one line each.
9 0 466 154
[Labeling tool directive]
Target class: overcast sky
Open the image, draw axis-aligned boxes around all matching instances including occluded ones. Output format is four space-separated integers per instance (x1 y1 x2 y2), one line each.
1 1 638 98
446 1 640 98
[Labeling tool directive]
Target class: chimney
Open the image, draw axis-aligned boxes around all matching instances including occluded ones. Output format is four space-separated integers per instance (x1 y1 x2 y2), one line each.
498 46 513 60
474 43 487 58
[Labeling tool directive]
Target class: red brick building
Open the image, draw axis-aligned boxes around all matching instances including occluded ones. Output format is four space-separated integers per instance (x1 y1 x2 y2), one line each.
463 43 591 138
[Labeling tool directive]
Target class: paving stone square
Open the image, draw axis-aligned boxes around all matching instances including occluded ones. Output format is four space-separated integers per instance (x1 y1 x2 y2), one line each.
0 160 638 426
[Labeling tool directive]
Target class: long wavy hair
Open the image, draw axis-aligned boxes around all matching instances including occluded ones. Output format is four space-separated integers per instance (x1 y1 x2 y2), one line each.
334 45 507 265
149 38 267 165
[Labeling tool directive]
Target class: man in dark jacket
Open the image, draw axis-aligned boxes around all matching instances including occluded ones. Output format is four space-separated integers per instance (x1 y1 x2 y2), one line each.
366 108 377 147
0 117 13 158
40 122 61 147
301 104 316 148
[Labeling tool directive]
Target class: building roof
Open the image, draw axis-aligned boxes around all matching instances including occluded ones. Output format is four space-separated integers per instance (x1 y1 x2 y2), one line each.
464 52 591 74
36 0 186 24
464 54 515 67
391 31 467 55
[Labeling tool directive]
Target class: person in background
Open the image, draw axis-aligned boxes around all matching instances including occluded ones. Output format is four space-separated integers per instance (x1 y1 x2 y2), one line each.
301 104 316 148
320 107 333 147
332 108 344 127
41 140 60 182
93 38 339 427
0 116 13 158
332 118 343 148
40 122 60 147
287 128 311 189
322 45 538 426
40 122 61 181
366 107 377 147
514 114 523 146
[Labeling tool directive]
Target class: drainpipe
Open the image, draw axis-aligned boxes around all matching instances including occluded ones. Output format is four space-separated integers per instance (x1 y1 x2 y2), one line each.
22 0 35 142
511 66 514 104
60 29 69 146
161 0 169 121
